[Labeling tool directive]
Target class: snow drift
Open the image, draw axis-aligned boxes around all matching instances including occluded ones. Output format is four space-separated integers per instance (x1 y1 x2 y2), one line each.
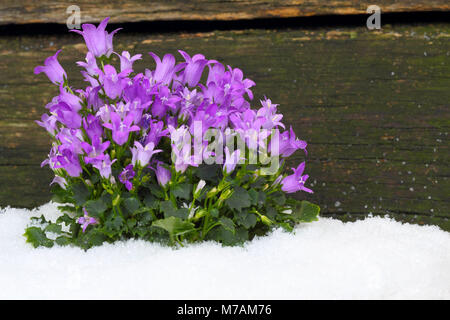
0 202 449 299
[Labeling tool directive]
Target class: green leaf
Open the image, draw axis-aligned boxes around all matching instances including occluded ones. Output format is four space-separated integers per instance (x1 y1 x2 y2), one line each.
271 191 286 206
143 194 159 210
195 164 221 182
103 215 124 237
45 223 62 234
137 209 155 224
79 229 107 249
123 197 141 215
127 218 137 229
248 189 266 208
207 226 248 246
160 200 177 217
51 185 71 204
30 215 47 224
225 187 251 211
24 227 53 248
56 213 74 227
85 198 107 217
235 210 257 229
210 208 219 218
171 183 192 200
278 221 294 232
219 217 235 234
55 236 71 246
248 189 259 206
152 216 196 238
90 173 100 184
265 205 277 220
57 205 76 213
292 201 320 222
71 182 90 206
173 208 189 219
148 183 165 199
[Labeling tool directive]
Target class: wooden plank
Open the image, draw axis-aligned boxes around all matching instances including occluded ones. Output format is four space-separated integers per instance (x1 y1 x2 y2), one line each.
0 1 449 25
0 24 449 230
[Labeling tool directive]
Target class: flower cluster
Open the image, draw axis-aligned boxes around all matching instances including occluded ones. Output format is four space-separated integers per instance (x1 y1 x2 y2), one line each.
25 18 319 249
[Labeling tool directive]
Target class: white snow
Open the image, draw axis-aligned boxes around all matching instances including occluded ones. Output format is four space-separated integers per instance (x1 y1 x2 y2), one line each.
0 202 449 300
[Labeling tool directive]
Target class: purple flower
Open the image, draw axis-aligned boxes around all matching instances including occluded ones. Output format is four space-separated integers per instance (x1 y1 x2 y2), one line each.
83 86 103 111
98 65 131 100
144 119 169 146
96 105 112 123
77 208 98 233
178 50 209 87
223 146 243 174
116 51 142 72
148 52 185 85
81 136 110 164
131 141 162 167
34 50 67 84
56 128 84 154
172 143 199 173
205 63 255 110
119 164 135 191
54 145 83 177
83 114 103 141
154 161 171 187
151 86 180 119
256 98 285 129
41 144 59 169
103 111 140 146
71 17 121 58
50 175 68 190
57 84 83 112
76 51 99 76
276 126 307 157
281 162 313 194
92 154 116 178
49 102 82 129
35 114 58 135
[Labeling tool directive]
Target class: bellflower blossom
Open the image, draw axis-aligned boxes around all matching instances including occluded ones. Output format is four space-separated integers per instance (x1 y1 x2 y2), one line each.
103 111 140 146
78 208 98 233
34 50 67 84
281 162 313 194
54 146 82 177
131 141 162 167
119 164 136 191
154 161 171 187
81 136 110 164
117 51 142 72
36 114 58 136
92 154 116 178
223 146 243 174
70 17 120 58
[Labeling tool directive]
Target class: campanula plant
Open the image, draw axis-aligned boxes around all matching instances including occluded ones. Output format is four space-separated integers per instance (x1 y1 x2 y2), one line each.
25 17 320 249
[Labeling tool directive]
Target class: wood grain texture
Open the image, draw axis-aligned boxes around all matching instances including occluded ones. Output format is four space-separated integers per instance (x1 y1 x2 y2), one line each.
0 1 449 25
0 24 449 230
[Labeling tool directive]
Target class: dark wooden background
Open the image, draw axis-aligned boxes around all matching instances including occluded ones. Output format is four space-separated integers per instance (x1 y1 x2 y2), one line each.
0 1 448 230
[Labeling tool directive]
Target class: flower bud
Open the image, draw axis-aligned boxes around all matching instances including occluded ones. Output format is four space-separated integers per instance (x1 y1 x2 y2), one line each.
260 215 272 226
194 209 207 220
206 187 218 198
219 189 233 201
112 194 121 206
194 180 206 198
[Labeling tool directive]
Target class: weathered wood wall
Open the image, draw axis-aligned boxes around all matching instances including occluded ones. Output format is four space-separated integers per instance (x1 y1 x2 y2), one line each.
0 23 448 229
0 0 449 25
0 0 449 230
